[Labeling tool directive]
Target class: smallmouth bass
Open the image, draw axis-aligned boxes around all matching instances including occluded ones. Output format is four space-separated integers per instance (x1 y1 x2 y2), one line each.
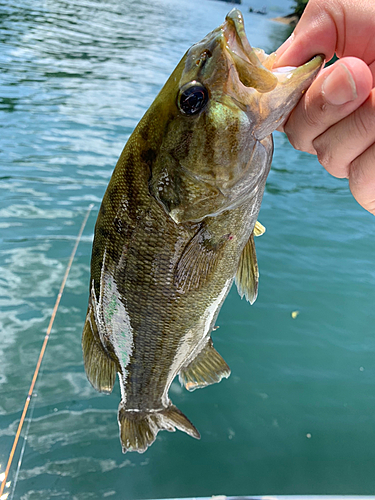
82 9 323 453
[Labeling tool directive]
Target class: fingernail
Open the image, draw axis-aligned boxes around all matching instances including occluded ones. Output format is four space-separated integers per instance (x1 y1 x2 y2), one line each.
322 63 358 105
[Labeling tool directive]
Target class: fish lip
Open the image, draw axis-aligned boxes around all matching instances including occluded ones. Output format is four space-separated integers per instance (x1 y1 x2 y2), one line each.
222 9 324 91
223 9 251 61
272 54 324 83
222 9 278 92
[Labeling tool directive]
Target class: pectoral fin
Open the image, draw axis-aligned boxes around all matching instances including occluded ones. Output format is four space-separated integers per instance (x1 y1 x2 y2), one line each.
82 300 117 394
235 220 265 304
174 227 229 293
179 338 231 391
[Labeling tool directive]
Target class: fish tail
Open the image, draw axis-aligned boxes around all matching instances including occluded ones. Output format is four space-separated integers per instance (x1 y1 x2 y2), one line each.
118 403 200 453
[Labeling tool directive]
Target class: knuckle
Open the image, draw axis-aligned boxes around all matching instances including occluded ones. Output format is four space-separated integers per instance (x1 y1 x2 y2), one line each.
313 134 350 178
349 146 375 215
301 92 326 129
362 198 375 215
350 148 375 186
352 107 375 142
284 131 303 151
285 93 329 152
283 120 301 150
312 134 329 164
283 117 315 154
314 141 333 171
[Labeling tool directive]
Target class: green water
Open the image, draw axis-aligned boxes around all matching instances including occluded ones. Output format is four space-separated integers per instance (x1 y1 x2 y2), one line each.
1 0 375 498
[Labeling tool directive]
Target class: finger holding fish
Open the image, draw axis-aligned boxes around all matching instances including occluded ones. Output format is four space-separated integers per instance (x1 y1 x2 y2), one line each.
279 58 373 158
280 62 375 214
348 132 375 216
274 0 375 215
311 80 375 215
312 87 375 176
275 0 375 72
278 59 375 215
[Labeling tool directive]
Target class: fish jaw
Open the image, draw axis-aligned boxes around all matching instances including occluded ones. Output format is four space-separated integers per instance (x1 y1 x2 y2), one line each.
219 9 324 140
223 9 278 93
249 54 324 140
145 9 323 226
147 14 278 223
182 8 323 129
164 9 323 219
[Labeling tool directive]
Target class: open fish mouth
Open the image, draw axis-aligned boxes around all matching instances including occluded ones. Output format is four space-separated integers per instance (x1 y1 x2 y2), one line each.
222 8 323 93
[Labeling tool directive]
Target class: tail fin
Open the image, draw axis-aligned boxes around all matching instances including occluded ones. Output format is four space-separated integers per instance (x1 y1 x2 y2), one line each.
118 404 200 453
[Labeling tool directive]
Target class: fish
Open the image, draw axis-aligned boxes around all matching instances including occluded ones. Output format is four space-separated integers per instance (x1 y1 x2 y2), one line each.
82 8 323 453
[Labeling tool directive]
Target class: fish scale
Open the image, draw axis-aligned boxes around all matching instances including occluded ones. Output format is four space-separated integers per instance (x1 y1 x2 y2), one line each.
82 8 323 453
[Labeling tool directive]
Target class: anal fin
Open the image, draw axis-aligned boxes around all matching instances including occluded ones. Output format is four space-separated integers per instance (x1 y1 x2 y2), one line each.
82 302 116 394
118 404 200 454
179 338 231 392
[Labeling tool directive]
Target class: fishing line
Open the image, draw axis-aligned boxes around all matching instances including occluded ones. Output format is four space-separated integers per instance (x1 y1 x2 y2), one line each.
0 203 94 498
8 388 38 500
9 347 50 500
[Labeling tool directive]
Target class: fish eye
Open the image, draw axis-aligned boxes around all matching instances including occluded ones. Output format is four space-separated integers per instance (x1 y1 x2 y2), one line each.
178 81 208 116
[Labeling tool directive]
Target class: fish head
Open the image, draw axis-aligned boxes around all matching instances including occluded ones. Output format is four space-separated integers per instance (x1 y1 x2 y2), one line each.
148 9 324 223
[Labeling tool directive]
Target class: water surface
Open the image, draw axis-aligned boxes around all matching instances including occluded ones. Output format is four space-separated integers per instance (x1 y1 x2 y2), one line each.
1 0 375 498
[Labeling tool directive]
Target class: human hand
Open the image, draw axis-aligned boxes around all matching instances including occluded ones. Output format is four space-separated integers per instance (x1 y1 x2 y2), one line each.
275 0 375 215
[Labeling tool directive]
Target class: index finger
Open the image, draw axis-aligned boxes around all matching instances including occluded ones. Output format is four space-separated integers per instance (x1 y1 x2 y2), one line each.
275 0 375 70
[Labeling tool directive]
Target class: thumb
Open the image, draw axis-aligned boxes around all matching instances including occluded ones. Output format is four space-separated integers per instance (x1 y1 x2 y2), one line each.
281 57 373 175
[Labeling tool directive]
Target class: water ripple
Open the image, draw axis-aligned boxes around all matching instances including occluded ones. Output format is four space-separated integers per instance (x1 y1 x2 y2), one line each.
1 0 375 497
